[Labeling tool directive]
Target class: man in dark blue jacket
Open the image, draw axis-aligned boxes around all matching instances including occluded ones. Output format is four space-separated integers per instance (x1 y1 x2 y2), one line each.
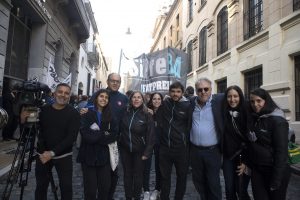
189 78 224 200
157 81 192 200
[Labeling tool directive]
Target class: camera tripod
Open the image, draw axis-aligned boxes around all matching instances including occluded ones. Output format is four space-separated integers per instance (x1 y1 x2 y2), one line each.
1 122 58 200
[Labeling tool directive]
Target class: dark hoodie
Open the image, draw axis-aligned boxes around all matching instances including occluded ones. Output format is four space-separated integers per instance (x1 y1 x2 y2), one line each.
248 108 289 188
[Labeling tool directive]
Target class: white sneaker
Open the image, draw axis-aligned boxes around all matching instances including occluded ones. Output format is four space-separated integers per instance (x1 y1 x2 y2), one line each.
150 190 160 200
143 191 150 200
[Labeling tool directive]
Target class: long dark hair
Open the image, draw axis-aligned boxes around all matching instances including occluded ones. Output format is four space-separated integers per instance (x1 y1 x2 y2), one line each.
224 85 245 110
147 92 163 110
93 89 112 122
250 88 279 114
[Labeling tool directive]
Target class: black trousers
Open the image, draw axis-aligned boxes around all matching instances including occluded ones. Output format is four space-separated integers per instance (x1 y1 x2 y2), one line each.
120 147 145 199
251 164 291 200
108 167 118 200
35 156 73 200
190 145 222 200
143 144 161 192
222 156 251 200
81 163 111 200
159 145 188 200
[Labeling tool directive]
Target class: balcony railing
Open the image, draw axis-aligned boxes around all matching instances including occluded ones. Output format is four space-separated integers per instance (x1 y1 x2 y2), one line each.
244 0 263 40
86 43 99 66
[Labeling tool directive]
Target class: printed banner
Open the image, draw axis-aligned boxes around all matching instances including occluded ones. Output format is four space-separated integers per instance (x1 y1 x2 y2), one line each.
47 56 72 91
120 47 188 94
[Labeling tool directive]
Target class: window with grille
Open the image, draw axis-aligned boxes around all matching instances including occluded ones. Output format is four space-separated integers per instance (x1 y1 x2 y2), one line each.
199 26 207 66
244 0 263 40
295 56 300 121
5 12 31 80
217 6 228 56
244 67 262 100
217 79 227 93
189 0 193 22
294 0 300 11
187 41 193 73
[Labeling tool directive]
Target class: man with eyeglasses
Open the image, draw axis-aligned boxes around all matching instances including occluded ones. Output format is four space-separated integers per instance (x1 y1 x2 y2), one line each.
189 77 224 200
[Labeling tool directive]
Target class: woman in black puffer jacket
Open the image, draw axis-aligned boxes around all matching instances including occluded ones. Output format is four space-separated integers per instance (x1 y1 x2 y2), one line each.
77 89 118 200
119 91 155 200
248 88 290 200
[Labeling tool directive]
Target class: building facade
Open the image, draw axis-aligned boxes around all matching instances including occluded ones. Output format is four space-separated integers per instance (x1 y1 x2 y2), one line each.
77 0 108 97
151 0 300 139
0 0 89 96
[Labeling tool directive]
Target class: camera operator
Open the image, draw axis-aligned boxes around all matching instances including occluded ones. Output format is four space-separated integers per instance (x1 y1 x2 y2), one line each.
21 83 80 200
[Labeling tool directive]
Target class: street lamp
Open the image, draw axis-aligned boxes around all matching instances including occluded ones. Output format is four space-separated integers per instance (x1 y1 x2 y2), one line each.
118 27 132 74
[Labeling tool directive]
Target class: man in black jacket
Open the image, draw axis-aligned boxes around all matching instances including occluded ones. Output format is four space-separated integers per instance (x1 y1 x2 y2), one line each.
22 83 80 200
157 81 192 200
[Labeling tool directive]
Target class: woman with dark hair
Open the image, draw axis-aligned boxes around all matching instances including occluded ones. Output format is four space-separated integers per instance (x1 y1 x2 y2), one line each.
222 85 251 200
77 89 118 200
119 91 155 200
248 88 290 200
142 92 163 200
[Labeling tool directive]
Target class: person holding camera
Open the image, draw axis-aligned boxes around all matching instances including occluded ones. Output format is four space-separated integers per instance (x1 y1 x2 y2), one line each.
21 83 80 200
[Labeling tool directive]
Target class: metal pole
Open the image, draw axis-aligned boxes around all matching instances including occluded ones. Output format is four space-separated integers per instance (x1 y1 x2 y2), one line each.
118 48 123 74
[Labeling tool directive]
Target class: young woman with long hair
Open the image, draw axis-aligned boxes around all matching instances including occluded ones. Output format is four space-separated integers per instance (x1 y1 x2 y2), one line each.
248 88 290 200
142 92 163 200
77 89 118 200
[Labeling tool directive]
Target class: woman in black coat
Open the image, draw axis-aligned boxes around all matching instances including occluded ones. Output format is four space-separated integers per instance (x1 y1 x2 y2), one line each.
119 91 155 200
77 89 118 200
222 85 251 200
248 88 290 200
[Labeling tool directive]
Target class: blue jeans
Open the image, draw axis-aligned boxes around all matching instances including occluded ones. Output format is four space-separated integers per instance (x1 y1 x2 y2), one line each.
223 157 251 200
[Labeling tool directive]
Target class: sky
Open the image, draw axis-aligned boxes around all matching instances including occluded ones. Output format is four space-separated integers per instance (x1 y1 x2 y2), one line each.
89 0 162 72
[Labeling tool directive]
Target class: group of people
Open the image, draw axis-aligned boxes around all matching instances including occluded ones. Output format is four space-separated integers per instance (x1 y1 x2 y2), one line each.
19 72 291 200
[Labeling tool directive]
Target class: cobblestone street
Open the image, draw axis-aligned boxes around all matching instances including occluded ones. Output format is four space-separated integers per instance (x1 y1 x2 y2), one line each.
0 148 300 200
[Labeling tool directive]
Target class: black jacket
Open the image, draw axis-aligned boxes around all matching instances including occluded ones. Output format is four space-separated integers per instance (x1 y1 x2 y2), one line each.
157 96 192 149
248 108 289 188
119 107 155 157
77 109 118 166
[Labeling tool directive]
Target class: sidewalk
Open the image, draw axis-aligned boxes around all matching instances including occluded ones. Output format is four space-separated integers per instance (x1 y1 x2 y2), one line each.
0 140 18 177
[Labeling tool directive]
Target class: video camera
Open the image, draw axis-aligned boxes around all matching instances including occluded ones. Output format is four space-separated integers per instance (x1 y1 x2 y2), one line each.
13 80 50 123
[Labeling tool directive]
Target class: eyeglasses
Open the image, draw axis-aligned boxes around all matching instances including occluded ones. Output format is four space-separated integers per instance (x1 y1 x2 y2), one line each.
197 87 210 93
109 79 121 84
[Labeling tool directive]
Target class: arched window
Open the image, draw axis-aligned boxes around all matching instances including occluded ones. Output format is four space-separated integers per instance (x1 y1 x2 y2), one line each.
243 0 263 40
217 6 228 56
199 26 207 66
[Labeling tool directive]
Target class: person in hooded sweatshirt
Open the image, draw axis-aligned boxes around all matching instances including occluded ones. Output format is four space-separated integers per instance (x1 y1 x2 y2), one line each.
247 88 290 200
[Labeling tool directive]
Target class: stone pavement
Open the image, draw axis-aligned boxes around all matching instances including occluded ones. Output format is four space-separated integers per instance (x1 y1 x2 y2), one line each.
0 146 299 199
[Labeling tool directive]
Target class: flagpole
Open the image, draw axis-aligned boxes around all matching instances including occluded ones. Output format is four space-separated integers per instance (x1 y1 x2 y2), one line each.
118 48 123 74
